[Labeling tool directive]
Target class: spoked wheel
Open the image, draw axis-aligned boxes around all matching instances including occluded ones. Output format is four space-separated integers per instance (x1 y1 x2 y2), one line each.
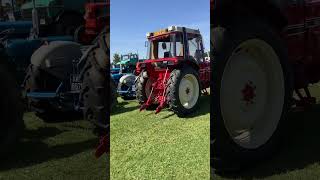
166 66 200 117
212 19 293 172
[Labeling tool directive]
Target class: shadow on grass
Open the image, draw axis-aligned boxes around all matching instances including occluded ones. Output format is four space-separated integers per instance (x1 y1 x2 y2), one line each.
218 103 320 179
37 111 83 123
0 126 98 171
160 95 210 119
111 101 140 115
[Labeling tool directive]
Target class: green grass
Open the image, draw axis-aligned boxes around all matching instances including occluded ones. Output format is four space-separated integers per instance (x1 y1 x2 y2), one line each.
110 95 210 179
214 83 320 180
0 113 107 180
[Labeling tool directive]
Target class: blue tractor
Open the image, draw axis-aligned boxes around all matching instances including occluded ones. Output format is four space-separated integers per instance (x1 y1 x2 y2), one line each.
0 0 74 85
22 28 107 121
111 53 142 100
0 0 75 156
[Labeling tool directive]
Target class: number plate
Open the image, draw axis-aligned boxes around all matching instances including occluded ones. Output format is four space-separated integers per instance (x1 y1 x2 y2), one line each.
132 85 136 91
71 83 82 91
70 73 82 91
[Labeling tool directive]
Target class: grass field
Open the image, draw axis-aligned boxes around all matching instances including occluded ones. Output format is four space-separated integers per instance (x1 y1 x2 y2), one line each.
110 95 210 179
214 83 320 180
0 113 107 180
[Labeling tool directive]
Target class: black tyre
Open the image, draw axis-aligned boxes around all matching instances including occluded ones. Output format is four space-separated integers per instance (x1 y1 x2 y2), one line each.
0 63 24 157
212 18 293 172
74 25 86 44
166 66 201 117
135 70 151 104
80 29 113 135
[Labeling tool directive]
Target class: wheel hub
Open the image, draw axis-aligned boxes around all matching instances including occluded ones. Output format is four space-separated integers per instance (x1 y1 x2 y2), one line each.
179 74 199 109
241 81 256 105
220 39 285 149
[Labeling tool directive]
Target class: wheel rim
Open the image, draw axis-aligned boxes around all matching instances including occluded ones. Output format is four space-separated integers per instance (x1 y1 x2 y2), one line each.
220 39 285 149
178 74 200 109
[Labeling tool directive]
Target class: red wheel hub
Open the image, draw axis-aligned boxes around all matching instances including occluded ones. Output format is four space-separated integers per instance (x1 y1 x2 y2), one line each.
241 81 256 105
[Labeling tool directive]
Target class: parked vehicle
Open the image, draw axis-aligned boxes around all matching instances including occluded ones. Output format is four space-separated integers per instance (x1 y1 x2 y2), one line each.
112 53 141 100
135 26 211 116
20 0 86 35
74 2 108 45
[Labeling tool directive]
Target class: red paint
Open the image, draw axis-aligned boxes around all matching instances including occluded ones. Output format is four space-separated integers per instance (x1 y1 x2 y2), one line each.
95 135 109 158
241 81 256 105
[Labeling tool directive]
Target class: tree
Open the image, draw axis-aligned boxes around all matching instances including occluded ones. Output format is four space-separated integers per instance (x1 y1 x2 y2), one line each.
113 53 121 65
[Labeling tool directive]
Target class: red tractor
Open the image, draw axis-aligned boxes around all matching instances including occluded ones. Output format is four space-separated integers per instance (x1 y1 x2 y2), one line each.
135 26 210 116
74 1 109 45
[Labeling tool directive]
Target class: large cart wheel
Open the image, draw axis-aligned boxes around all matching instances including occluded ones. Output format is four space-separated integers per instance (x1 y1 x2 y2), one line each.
212 18 293 172
0 63 24 157
166 66 200 117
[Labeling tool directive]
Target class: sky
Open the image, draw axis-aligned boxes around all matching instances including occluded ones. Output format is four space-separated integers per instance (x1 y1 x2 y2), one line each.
110 0 210 60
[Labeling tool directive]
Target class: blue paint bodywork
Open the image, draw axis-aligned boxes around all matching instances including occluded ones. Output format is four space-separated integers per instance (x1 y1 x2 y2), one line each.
0 21 33 39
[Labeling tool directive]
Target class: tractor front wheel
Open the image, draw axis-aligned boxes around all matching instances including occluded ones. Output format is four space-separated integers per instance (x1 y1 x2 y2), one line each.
136 70 152 104
166 66 200 117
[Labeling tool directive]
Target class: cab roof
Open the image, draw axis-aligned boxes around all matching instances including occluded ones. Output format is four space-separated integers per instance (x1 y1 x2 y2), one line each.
146 26 201 38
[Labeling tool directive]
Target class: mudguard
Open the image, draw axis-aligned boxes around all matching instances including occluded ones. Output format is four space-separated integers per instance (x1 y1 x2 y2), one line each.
119 74 135 87
30 41 82 80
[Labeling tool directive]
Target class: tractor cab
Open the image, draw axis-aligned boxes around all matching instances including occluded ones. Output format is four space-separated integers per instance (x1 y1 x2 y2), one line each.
136 26 210 115
137 26 205 73
119 53 138 74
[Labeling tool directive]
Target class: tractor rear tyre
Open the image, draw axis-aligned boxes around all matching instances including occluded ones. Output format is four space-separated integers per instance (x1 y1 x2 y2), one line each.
0 63 24 157
212 18 293 173
80 29 114 135
166 66 201 117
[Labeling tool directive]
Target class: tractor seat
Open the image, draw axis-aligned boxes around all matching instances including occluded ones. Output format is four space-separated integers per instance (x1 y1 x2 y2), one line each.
164 51 172 58
194 50 202 62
